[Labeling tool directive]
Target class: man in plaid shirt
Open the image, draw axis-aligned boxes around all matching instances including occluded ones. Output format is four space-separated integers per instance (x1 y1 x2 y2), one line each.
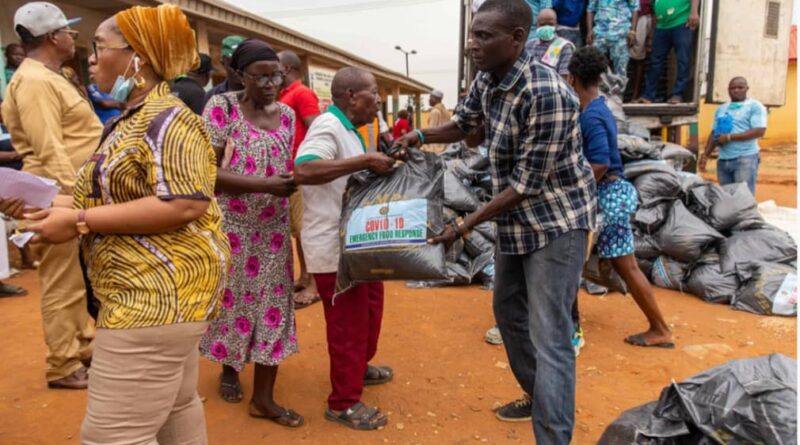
395 0 595 442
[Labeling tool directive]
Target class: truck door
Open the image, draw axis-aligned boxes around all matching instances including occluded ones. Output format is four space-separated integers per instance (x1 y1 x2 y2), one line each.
706 0 794 106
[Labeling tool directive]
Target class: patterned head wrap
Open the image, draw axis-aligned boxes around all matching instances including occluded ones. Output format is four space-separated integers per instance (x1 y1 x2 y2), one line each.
116 4 199 79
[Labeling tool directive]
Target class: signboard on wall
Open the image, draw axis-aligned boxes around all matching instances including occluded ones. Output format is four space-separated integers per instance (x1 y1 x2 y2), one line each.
308 65 336 113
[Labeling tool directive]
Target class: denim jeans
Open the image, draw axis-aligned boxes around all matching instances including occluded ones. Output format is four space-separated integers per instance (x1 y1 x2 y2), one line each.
717 153 760 195
493 230 588 445
641 25 694 101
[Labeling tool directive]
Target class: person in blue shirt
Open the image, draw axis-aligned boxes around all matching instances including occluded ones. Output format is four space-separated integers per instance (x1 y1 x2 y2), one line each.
567 46 673 349
87 83 124 124
552 0 587 47
699 77 767 194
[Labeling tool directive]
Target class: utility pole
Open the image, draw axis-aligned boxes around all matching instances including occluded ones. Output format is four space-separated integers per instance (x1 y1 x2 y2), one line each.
394 45 417 77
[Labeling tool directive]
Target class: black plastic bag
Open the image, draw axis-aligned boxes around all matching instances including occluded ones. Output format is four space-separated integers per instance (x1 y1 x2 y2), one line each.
733 261 797 316
473 221 497 242
634 231 661 259
618 134 661 162
676 172 705 195
637 354 797 444
719 227 797 272
464 230 494 258
655 201 724 263
336 149 448 294
637 258 655 277
688 182 763 231
650 255 687 291
633 200 673 234
583 254 627 294
660 142 696 171
684 253 739 304
626 122 651 141
445 237 465 263
624 159 675 180
444 169 480 212
634 171 682 206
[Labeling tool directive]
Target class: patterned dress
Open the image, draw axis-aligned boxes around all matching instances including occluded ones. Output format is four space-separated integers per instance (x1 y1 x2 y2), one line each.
199 93 298 370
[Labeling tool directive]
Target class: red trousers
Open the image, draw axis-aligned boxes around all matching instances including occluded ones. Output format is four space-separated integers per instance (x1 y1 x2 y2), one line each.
313 274 384 411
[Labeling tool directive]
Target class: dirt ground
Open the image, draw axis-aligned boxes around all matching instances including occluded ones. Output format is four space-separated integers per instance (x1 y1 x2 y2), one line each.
0 152 796 445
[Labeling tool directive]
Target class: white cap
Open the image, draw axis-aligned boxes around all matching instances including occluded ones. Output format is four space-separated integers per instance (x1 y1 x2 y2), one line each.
14 2 81 38
430 89 444 98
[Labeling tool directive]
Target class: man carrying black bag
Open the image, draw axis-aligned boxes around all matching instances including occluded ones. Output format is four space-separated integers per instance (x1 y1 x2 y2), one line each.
394 1 596 443
294 67 397 431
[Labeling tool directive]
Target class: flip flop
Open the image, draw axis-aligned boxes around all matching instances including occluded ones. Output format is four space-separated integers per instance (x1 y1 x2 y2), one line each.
0 283 27 297
249 402 304 428
219 374 244 403
625 334 675 349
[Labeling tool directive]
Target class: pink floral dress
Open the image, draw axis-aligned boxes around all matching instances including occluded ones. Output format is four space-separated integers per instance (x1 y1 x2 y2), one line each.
199 92 298 369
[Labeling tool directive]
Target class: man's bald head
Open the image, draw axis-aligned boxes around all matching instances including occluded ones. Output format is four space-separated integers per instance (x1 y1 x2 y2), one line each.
278 50 302 70
331 67 378 127
331 67 374 104
537 8 557 27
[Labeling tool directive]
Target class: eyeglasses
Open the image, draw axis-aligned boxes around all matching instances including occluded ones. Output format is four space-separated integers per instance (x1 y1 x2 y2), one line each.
92 40 130 59
241 71 284 87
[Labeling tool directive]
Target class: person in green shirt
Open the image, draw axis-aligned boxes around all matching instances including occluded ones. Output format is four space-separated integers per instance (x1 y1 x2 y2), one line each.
637 0 699 104
4 43 26 85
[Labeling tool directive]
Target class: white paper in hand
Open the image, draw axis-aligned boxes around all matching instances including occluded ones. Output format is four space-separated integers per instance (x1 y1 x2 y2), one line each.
0 167 59 209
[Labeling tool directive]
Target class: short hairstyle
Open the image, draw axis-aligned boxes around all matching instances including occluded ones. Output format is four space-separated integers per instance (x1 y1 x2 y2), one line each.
278 50 302 71
730 76 748 85
568 46 608 86
398 109 409 119
331 67 373 106
477 0 533 34
15 25 47 51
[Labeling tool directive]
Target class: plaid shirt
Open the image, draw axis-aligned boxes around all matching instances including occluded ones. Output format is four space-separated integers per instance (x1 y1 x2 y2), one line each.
454 50 597 255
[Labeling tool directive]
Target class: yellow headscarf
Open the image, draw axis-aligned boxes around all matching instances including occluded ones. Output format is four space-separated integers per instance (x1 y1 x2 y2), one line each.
116 4 199 80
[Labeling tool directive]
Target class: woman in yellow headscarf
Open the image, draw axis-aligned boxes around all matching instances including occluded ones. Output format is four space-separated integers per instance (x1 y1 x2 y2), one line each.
25 5 230 444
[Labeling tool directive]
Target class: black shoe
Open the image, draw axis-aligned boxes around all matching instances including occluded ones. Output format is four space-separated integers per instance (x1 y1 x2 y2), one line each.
495 394 532 422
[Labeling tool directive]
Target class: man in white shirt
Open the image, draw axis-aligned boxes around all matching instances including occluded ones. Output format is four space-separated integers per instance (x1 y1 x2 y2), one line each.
294 67 397 431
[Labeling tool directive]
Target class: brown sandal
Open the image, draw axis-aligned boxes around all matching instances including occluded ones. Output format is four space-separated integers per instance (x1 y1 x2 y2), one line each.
249 402 305 428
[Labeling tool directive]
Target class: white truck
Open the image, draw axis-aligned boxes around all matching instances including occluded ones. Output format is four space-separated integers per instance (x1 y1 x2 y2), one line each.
458 0 793 144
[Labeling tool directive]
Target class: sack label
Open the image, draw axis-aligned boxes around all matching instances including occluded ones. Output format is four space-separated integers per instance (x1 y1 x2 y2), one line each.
345 198 427 251
772 273 797 316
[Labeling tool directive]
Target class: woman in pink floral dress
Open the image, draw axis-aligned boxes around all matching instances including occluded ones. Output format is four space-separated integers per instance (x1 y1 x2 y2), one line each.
199 39 303 427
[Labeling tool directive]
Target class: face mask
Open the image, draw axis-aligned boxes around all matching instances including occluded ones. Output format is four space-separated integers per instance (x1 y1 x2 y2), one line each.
536 25 556 42
109 55 139 102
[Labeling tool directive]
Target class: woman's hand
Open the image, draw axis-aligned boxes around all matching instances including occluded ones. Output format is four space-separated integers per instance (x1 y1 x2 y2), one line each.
261 174 297 197
25 207 81 244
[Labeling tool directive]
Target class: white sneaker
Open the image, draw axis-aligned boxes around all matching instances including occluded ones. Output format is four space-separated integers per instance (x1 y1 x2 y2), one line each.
485 325 503 345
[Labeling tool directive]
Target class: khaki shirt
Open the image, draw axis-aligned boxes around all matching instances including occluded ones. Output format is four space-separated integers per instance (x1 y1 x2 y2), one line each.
2 58 102 193
425 102 452 154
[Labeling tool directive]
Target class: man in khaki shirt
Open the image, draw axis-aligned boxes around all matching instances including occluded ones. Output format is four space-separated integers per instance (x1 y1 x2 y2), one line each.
2 2 102 389
424 89 452 154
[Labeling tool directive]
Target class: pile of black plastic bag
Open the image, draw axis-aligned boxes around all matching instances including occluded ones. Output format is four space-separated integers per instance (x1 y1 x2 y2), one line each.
406 143 497 290
587 96 797 317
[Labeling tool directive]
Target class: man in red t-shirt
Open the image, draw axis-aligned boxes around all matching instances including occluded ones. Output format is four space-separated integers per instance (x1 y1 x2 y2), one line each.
278 50 321 309
392 109 411 138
